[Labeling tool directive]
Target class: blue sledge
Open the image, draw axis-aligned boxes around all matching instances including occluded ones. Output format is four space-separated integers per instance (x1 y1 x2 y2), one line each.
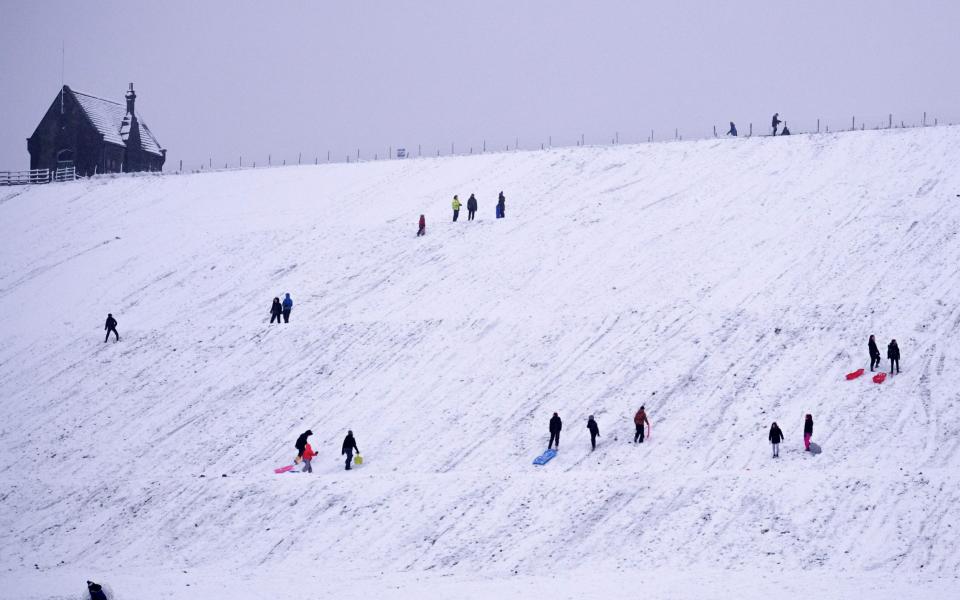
533 448 558 466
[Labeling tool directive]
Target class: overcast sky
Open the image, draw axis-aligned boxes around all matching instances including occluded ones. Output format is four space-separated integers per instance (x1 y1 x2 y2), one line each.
1 0 958 170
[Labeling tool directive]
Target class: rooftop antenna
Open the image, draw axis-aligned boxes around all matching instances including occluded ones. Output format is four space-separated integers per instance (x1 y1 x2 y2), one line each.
60 40 65 114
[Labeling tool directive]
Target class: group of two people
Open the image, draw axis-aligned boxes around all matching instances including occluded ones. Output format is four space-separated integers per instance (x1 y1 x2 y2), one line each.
548 406 651 452
725 113 791 138
869 335 901 373
294 429 360 472
269 293 294 324
768 414 814 458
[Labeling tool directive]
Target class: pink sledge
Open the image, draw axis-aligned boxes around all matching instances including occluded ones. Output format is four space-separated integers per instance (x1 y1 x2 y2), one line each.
274 465 294 474
845 368 864 380
872 372 887 384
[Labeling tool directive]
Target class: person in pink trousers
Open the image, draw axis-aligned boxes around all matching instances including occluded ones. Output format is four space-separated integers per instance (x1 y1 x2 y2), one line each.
803 414 814 451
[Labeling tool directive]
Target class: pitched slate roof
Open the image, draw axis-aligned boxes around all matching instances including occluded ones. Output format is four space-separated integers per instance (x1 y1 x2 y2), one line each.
70 88 164 156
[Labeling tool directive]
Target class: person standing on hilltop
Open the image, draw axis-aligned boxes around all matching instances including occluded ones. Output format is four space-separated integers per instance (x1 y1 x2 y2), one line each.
104 313 120 343
634 406 650 443
726 122 738 137
281 293 293 323
270 297 282 324
868 334 881 372
417 214 426 237
548 412 563 450
771 113 782 136
888 339 901 374
467 193 478 221
342 430 360 470
768 421 784 458
452 195 462 222
587 415 600 451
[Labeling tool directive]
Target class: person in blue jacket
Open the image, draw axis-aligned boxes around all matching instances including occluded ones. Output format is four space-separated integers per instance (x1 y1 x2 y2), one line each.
282 293 293 323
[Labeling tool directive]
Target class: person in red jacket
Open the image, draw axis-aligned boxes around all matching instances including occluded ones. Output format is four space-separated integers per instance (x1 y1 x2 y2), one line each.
634 406 650 443
417 214 426 237
302 441 316 473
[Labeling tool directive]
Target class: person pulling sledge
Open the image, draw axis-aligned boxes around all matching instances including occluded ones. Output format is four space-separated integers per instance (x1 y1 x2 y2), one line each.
452 195 461 222
342 430 360 470
548 412 562 449
104 313 120 343
270 297 283 324
301 441 316 473
868 334 881 371
294 430 312 463
803 414 814 451
634 406 650 443
467 194 478 221
888 339 900 374
587 415 600 450
771 113 782 136
726 122 738 137
496 191 506 219
417 214 426 237
769 421 784 458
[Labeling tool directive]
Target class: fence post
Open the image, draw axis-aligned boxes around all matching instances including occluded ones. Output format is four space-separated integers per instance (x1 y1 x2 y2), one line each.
327 151 330 162
923 111 927 126
651 129 654 142
357 148 360 160
418 144 422 157
298 153 301 165
581 133 584 145
209 158 212 168
889 114 893 128
179 159 182 172
852 116 855 131
549 135 552 147
616 131 619 144
749 123 752 137
269 154 271 166
713 125 717 137
515 136 519 150
674 128 678 140
451 142 454 155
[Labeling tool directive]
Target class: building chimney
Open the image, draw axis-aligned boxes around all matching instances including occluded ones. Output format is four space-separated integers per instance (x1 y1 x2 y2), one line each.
125 83 136 115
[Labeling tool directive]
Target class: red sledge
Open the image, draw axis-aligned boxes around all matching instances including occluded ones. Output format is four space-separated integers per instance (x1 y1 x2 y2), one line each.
872 372 887 384
845 368 865 380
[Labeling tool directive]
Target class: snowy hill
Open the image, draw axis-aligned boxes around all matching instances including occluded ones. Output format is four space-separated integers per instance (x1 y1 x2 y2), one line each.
2 128 960 599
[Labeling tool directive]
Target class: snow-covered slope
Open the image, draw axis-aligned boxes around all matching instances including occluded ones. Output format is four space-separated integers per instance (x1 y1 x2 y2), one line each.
2 128 960 599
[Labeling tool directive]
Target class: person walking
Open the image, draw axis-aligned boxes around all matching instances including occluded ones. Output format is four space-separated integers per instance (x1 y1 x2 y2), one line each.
548 412 562 450
769 421 784 458
417 214 426 237
888 339 901 374
281 293 293 323
270 297 282 324
452 195 461 222
342 430 360 470
294 429 312 463
803 414 814 452
467 194 477 221
301 441 316 473
587 415 600 451
103 313 119 343
771 113 782 136
496 191 506 219
726 122 738 137
868 334 881 372
634 406 650 443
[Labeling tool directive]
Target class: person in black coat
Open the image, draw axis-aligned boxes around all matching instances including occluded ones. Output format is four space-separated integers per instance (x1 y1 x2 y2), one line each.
342 430 360 470
726 122 738 137
888 339 901 374
768 422 784 458
104 313 119 343
586 415 600 450
496 191 506 219
294 430 312 461
868 334 881 371
467 194 478 221
771 113 782 136
548 412 562 449
270 297 282 324
87 581 108 600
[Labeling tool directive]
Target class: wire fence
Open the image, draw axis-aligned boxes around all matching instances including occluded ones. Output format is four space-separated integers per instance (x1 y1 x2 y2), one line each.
167 109 956 176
